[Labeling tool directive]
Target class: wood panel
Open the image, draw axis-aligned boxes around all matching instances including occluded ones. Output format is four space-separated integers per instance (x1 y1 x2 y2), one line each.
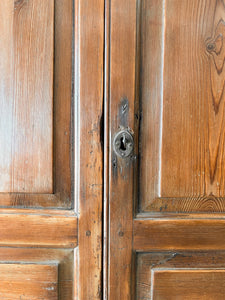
106 0 137 298
0 209 77 248
134 218 225 251
153 270 225 300
0 0 73 208
136 251 225 300
0 0 54 193
0 248 74 300
0 263 58 299
76 0 104 299
139 0 225 213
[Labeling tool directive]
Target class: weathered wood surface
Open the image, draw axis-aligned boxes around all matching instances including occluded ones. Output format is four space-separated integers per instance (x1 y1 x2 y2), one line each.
134 218 225 251
137 251 225 300
0 210 77 248
139 0 225 213
107 0 137 299
0 0 54 193
0 264 58 299
0 248 74 300
76 0 104 299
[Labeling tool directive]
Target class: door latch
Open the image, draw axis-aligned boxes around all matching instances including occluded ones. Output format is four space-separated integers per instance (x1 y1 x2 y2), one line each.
113 129 134 158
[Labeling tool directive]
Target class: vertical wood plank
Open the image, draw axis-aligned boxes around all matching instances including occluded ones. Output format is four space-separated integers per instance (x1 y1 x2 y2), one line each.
0 1 14 192
107 0 137 299
0 0 54 193
76 0 104 299
138 0 165 207
54 0 73 203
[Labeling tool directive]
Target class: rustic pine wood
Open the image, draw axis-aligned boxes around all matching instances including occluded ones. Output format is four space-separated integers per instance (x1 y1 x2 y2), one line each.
0 209 77 248
105 0 225 299
0 0 54 194
153 270 225 300
139 0 225 213
76 0 104 299
54 0 73 206
0 264 58 299
0 0 103 298
137 251 225 300
106 0 137 299
0 0 73 208
133 218 225 251
0 248 74 300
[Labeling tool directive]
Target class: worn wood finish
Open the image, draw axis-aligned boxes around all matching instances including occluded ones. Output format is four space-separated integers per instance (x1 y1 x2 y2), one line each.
153 270 225 299
0 0 53 193
137 251 225 300
106 0 225 298
0 0 106 298
76 0 104 299
103 0 110 297
0 263 58 299
139 0 225 213
133 218 225 251
54 0 73 206
0 210 77 248
0 0 73 208
0 248 74 300
107 0 137 299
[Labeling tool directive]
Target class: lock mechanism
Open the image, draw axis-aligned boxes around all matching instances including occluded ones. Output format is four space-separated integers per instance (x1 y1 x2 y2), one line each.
113 130 134 158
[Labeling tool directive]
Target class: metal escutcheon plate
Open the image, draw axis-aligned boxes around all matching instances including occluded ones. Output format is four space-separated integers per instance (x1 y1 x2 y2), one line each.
113 130 134 158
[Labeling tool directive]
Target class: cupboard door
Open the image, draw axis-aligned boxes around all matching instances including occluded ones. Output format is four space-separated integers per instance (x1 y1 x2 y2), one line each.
105 0 225 298
0 0 104 299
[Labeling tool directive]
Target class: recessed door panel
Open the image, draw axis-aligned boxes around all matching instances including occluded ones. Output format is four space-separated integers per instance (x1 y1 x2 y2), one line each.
0 0 72 208
139 0 225 212
0 0 54 194
137 252 225 300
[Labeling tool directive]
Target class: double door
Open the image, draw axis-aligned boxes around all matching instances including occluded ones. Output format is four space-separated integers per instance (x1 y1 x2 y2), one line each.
1 0 225 299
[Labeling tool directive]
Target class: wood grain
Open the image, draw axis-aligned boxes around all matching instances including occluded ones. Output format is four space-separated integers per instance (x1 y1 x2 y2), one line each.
134 218 225 251
138 0 165 208
76 0 104 299
139 0 225 212
107 0 137 299
153 270 225 300
0 0 73 208
54 0 73 206
137 251 225 300
0 263 58 299
106 0 225 298
0 248 73 300
0 0 54 193
0 210 77 248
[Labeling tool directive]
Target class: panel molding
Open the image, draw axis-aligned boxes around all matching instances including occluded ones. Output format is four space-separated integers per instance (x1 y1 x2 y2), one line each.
0 263 58 299
138 0 225 214
0 209 77 248
0 0 73 208
137 251 225 300
134 218 225 251
0 248 74 300
142 195 225 213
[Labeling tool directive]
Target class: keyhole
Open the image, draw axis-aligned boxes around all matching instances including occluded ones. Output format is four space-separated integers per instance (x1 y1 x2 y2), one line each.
113 130 134 158
120 135 127 151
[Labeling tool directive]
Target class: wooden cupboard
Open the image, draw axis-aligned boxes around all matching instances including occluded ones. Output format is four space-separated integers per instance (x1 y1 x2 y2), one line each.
2 0 225 299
